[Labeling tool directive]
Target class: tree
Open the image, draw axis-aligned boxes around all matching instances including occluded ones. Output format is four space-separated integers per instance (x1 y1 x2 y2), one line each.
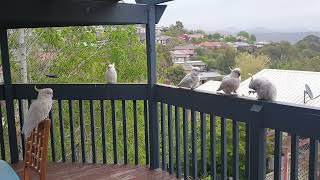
237 31 250 38
224 35 237 42
208 33 222 41
215 47 237 73
258 41 301 67
235 52 270 80
163 21 186 37
249 34 256 44
165 65 186 85
157 44 172 82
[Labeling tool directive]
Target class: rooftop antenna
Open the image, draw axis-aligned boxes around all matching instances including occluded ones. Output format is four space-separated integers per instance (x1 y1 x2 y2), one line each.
304 84 314 104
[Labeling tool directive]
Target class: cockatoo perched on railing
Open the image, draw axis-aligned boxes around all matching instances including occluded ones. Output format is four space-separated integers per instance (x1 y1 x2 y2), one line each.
22 86 53 138
248 73 277 101
178 67 201 89
217 67 241 95
105 64 117 84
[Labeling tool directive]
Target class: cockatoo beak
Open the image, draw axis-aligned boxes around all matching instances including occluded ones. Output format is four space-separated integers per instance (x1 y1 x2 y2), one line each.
248 73 253 81
34 86 40 92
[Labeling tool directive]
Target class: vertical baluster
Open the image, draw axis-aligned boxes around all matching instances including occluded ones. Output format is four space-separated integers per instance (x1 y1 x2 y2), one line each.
210 115 216 180
89 100 96 163
274 130 282 180
58 100 66 162
111 100 118 164
232 120 239 180
144 100 149 165
0 105 5 160
290 134 299 180
79 100 86 163
200 113 207 177
161 103 166 171
18 99 25 159
221 117 227 180
245 123 250 180
68 100 76 162
191 110 197 179
49 109 56 162
133 100 139 165
122 100 128 164
168 104 173 174
175 106 181 178
183 109 189 178
309 138 319 180
100 100 107 164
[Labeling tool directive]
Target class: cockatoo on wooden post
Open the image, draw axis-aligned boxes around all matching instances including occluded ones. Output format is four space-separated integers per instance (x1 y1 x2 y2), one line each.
105 64 117 84
217 67 241 95
22 86 53 138
178 67 201 89
248 73 277 101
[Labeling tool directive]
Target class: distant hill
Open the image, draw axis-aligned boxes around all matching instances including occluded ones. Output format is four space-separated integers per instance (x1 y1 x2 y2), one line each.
296 35 320 52
254 32 320 43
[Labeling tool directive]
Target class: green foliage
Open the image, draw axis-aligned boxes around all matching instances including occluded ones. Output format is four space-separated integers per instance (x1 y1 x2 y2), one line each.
162 21 186 37
224 35 237 42
214 48 237 73
237 31 250 38
165 65 186 85
157 44 173 82
249 34 256 44
257 41 301 67
208 33 223 41
235 53 270 80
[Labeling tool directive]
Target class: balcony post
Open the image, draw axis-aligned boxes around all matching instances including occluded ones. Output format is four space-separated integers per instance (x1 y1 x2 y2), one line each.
146 5 160 169
0 29 19 163
249 104 266 180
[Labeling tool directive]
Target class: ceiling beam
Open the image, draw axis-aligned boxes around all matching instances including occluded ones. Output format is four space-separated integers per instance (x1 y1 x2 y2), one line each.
0 2 164 28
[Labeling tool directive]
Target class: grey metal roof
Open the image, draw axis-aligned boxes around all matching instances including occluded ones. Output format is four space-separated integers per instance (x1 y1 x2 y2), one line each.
238 69 320 107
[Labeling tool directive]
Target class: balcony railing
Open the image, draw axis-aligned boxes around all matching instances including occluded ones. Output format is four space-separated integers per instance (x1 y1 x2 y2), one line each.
0 83 320 180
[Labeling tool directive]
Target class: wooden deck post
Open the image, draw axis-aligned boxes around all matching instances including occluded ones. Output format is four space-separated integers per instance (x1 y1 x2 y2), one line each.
0 29 19 163
146 5 160 169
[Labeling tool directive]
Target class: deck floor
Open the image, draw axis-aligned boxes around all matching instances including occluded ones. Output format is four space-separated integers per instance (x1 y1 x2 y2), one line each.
12 162 177 180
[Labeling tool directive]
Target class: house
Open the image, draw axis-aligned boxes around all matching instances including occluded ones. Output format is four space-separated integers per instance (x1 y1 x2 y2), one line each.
178 33 204 41
179 34 190 41
174 60 206 72
136 24 146 42
188 34 205 40
199 41 227 50
156 36 171 45
171 45 198 63
255 41 270 48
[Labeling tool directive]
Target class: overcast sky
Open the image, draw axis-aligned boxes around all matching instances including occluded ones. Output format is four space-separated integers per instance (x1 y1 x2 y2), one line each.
125 0 320 32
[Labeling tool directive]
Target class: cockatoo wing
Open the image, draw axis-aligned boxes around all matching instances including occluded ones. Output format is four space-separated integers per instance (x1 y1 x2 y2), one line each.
22 100 51 138
105 70 117 83
178 74 193 88
217 75 230 91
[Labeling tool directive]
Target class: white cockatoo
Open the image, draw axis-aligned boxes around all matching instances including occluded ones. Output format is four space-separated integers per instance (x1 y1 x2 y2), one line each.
248 74 277 101
178 67 201 89
22 86 53 138
217 67 241 95
105 63 117 84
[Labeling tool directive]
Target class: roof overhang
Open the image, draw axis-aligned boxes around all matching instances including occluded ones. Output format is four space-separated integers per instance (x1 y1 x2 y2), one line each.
136 0 173 5
0 1 167 28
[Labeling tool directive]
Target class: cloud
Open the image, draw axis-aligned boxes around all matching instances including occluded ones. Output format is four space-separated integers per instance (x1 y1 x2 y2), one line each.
125 0 320 31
